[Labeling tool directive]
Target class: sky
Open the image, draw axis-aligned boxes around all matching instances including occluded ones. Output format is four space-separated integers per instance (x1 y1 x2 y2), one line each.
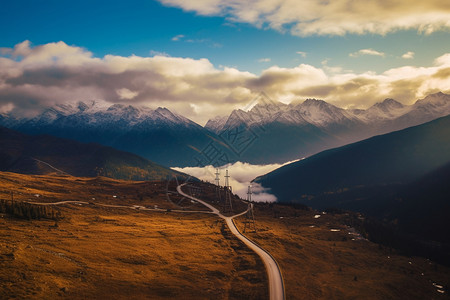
1 0 450 124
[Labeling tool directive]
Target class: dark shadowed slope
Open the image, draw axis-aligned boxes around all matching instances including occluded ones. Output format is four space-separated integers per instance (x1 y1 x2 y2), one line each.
255 116 450 263
255 114 450 203
0 126 187 181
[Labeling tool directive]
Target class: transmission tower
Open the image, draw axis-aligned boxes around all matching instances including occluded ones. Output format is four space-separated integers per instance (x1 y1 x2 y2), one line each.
243 185 256 233
223 169 233 213
214 168 221 201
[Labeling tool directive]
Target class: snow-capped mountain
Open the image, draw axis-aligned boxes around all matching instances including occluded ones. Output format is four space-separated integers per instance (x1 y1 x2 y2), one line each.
1 92 449 167
204 115 228 133
205 92 450 164
208 92 450 132
0 102 216 167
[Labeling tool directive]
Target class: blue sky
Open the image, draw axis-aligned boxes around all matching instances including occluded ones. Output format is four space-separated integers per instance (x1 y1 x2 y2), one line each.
1 0 449 124
2 0 448 74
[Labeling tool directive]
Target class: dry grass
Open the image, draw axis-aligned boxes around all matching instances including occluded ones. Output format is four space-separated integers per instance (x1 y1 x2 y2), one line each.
0 173 267 299
235 204 450 299
1 172 449 299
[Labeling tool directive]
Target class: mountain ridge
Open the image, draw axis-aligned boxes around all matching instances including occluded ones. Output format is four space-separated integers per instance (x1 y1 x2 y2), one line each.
1 92 449 167
254 114 450 198
0 125 187 181
1 102 218 167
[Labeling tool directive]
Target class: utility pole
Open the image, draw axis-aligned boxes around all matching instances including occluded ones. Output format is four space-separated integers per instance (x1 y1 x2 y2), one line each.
223 169 233 213
215 168 221 202
244 185 256 233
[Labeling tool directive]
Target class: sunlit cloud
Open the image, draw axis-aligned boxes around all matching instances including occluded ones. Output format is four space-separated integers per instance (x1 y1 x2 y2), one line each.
0 41 449 125
258 58 271 63
171 34 185 41
117 88 139 100
349 49 386 58
173 160 299 202
158 0 450 36
402 51 415 59
296 51 307 58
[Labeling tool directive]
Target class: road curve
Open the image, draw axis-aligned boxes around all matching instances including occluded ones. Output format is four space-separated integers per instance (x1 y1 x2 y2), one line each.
27 200 89 205
177 183 285 300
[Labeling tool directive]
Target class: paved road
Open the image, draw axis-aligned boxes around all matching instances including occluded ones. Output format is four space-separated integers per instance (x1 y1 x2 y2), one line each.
28 200 89 205
27 185 285 299
177 183 285 300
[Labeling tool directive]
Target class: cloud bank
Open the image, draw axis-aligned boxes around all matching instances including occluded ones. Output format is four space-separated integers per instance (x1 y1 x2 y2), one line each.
349 49 385 58
159 0 450 36
0 41 449 124
173 161 298 202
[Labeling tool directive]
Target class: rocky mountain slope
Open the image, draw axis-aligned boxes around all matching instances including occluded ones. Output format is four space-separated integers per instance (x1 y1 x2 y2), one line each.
206 92 450 164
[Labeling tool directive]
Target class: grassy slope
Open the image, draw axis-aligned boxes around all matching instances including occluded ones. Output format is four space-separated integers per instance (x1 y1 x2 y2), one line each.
0 173 449 299
0 173 267 299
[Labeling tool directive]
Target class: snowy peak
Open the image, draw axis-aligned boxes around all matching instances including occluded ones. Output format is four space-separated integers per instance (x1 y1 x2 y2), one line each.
372 98 404 111
2 101 198 130
205 92 450 132
300 98 329 108
292 98 355 126
361 98 409 121
154 107 196 127
204 115 228 133
414 92 450 107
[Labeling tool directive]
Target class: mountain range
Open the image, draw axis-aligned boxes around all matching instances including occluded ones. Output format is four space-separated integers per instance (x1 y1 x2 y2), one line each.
0 126 186 181
206 92 450 164
1 92 449 167
0 102 216 167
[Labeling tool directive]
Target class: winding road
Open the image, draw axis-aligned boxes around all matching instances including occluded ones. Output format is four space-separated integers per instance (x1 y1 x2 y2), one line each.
27 184 285 299
177 183 285 300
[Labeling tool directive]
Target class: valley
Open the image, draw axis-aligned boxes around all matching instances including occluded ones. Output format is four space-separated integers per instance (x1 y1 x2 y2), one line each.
1 172 449 299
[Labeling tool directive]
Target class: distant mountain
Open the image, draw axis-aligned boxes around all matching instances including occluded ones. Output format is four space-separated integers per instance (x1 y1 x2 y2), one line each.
0 102 218 167
2 92 449 167
206 92 450 164
0 126 187 181
254 114 450 203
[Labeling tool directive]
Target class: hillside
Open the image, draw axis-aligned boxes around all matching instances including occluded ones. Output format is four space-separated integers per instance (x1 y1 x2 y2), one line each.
0 126 186 181
255 114 450 201
0 172 449 299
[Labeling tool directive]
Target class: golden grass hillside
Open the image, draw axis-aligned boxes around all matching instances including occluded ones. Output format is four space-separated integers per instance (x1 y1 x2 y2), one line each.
0 172 449 299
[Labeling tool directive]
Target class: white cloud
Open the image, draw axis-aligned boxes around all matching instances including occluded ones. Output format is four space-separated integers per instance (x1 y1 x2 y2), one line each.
149 50 170 57
158 0 450 36
0 41 449 124
117 88 139 100
173 160 299 202
171 34 185 41
349 49 386 57
296 51 307 57
402 51 415 59
258 58 271 63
